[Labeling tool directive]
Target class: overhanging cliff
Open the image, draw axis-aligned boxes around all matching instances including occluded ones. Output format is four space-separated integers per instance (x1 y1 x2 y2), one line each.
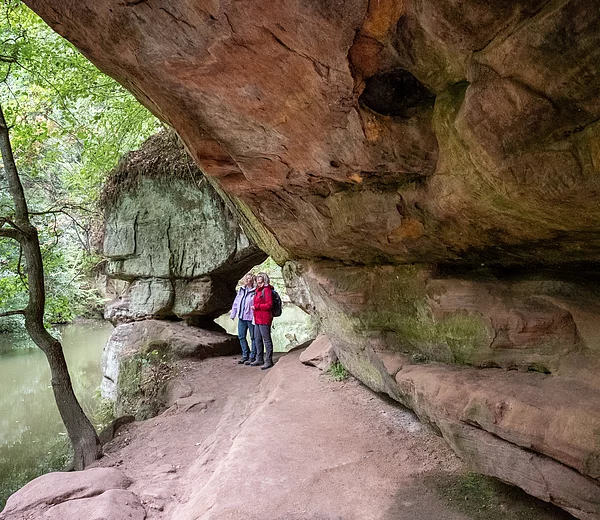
24 1 600 517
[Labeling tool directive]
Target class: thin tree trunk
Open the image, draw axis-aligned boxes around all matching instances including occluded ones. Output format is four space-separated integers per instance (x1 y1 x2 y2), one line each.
0 103 101 470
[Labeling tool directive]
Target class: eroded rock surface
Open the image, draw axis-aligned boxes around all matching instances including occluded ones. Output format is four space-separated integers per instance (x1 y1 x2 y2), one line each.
24 0 600 266
24 0 600 516
102 319 238 419
101 131 266 323
99 132 263 417
285 260 600 518
299 334 337 371
0 468 140 520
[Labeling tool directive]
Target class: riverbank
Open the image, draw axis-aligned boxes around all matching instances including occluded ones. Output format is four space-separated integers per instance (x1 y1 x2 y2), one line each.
4 348 572 520
0 321 113 508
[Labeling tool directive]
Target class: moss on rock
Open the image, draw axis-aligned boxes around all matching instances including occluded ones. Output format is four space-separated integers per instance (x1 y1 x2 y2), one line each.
115 342 175 420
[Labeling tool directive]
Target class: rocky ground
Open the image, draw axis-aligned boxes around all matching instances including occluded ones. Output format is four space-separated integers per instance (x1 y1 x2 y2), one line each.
2 348 575 520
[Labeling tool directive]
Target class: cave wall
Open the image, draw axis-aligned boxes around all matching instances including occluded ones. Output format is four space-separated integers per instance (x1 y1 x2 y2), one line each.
285 260 600 518
23 0 600 517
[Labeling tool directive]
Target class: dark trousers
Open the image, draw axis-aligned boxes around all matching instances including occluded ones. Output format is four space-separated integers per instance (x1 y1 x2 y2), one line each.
254 323 273 365
237 319 255 360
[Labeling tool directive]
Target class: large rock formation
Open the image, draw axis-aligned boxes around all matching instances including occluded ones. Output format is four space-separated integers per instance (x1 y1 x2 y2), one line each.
101 131 266 324
24 0 600 516
285 261 600 519
99 131 265 416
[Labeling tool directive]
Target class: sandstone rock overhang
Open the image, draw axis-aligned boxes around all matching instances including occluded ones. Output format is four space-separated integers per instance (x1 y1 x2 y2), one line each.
22 1 600 517
25 0 600 267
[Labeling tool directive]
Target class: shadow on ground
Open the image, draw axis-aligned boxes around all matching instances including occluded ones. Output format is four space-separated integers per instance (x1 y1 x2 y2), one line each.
391 472 576 520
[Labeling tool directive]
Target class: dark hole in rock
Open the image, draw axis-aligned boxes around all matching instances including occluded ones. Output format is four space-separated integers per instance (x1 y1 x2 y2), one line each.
359 69 435 117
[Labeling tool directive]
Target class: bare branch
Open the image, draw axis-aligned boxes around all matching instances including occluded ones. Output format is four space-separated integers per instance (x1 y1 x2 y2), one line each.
0 214 23 241
16 242 27 289
0 309 25 318
0 226 21 241
0 215 19 229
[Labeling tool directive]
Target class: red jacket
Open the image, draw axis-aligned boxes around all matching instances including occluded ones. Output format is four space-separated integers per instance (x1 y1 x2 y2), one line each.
253 285 273 325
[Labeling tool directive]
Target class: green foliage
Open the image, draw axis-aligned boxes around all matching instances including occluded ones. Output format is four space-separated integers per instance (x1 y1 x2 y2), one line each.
0 434 70 510
0 2 159 327
92 389 116 431
117 346 174 420
328 361 349 382
0 1 159 201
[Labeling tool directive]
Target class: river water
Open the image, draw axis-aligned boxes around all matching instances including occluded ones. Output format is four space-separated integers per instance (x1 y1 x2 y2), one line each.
0 320 113 507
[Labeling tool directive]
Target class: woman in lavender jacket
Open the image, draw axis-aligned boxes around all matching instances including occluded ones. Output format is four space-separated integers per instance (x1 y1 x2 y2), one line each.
230 273 256 364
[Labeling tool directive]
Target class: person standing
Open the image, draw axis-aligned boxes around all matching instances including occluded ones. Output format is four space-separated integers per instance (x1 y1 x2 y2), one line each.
250 272 274 370
230 273 256 364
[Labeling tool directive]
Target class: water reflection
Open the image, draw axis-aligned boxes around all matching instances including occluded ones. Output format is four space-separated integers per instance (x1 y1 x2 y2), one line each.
0 321 112 508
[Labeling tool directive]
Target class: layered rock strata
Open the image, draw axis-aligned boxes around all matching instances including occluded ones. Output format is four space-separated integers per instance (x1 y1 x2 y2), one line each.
24 0 600 516
285 260 600 519
101 131 266 324
99 132 265 415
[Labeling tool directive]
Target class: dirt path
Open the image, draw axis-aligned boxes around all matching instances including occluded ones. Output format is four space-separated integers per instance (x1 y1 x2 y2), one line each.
93 350 573 520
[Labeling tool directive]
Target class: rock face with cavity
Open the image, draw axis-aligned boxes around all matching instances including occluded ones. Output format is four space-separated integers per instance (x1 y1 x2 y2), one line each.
24 0 600 516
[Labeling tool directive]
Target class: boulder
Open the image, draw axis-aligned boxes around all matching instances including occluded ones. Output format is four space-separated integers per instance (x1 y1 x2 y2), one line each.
299 335 337 371
0 468 132 520
101 131 266 323
101 320 238 419
43 489 145 520
98 132 264 419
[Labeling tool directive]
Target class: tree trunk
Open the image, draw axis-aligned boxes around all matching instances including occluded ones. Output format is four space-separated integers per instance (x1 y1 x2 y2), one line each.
0 103 101 470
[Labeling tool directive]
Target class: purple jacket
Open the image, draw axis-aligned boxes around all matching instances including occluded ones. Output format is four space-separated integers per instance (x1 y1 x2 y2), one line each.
230 286 255 321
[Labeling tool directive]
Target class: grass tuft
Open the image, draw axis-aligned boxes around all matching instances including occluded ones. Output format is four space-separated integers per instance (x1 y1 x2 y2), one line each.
328 361 349 381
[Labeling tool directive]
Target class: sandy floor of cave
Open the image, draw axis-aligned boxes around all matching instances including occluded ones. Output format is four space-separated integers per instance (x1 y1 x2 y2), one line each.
92 350 574 520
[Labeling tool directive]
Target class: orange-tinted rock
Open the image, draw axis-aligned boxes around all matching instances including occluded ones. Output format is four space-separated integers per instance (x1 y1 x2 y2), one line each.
0 468 133 520
24 0 600 265
299 334 337 371
22 0 600 516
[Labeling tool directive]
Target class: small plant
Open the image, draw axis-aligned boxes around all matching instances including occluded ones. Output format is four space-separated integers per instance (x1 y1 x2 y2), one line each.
140 348 173 401
328 361 349 381
92 390 116 431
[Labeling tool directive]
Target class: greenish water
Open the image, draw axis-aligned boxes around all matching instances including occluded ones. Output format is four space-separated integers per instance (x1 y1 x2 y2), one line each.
0 321 113 509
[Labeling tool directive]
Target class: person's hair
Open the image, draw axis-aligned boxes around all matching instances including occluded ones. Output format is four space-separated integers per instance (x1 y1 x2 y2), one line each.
256 272 270 285
242 273 255 288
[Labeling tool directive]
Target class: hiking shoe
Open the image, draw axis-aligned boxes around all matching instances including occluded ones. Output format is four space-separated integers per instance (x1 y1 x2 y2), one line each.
244 359 254 365
250 360 263 366
260 363 273 370
238 358 248 364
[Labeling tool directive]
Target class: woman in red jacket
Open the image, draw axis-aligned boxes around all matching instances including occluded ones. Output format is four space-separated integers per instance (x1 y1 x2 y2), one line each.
250 272 274 369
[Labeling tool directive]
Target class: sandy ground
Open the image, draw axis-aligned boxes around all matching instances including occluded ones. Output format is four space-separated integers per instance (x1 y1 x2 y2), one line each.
93 350 574 520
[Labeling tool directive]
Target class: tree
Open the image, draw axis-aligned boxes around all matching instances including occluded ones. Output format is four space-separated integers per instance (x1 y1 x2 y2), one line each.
0 103 101 469
0 1 159 324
